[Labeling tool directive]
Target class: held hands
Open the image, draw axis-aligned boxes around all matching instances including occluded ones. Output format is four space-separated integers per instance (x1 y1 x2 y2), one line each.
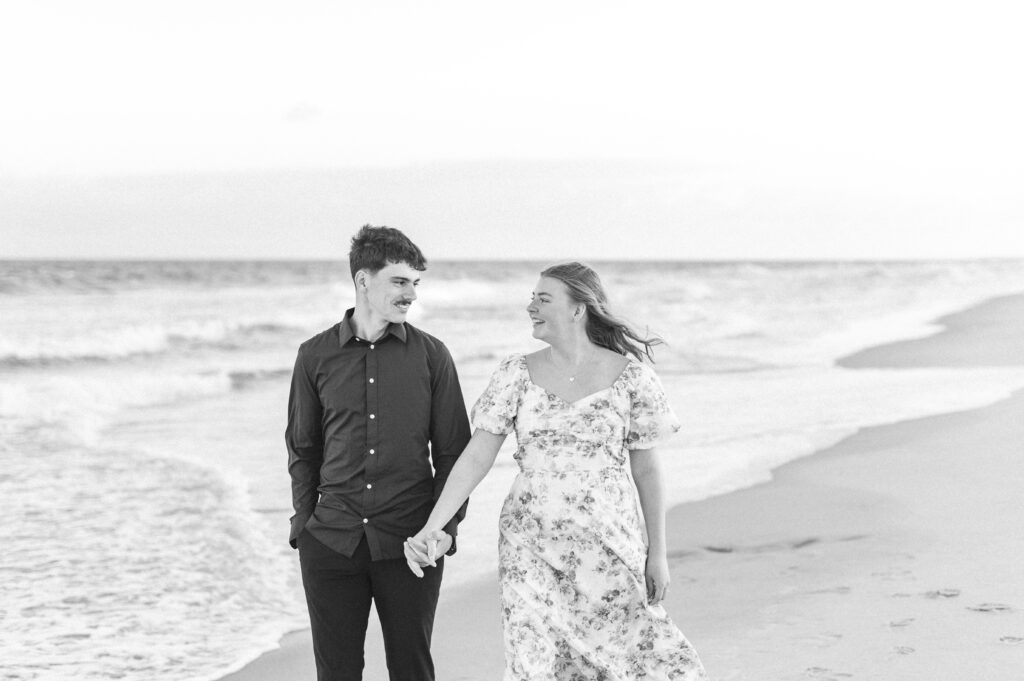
403 529 452 578
645 552 671 606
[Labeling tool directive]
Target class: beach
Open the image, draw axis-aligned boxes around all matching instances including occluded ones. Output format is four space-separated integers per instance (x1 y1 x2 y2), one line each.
220 294 1024 681
4 260 1024 681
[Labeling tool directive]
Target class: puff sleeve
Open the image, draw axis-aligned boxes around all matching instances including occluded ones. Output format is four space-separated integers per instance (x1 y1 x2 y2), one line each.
625 362 681 450
470 354 524 435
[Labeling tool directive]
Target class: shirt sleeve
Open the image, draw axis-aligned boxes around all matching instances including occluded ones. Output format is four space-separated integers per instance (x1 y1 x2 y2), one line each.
285 346 324 548
626 362 681 450
428 342 472 553
471 354 523 435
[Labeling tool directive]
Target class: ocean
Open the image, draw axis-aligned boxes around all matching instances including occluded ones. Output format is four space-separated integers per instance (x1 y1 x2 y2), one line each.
3 259 1024 680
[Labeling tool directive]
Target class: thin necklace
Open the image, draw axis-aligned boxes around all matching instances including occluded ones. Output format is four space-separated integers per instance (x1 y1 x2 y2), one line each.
548 346 597 382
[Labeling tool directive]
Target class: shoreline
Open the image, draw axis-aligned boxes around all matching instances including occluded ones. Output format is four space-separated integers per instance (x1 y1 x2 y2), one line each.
663 292 1024 679
837 293 1024 368
221 292 1024 681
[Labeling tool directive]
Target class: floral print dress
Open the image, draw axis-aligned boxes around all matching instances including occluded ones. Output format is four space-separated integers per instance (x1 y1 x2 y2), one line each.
472 354 707 681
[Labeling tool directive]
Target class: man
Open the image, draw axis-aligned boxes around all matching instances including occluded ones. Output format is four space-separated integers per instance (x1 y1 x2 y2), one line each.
286 225 471 681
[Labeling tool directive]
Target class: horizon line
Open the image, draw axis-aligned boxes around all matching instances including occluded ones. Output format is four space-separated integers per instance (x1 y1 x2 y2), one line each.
3 256 1023 265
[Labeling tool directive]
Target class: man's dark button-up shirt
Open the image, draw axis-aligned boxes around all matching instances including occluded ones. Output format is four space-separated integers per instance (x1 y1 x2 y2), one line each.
286 309 471 560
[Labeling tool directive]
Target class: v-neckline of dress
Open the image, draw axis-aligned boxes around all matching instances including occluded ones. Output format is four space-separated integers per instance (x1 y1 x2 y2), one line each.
521 354 633 407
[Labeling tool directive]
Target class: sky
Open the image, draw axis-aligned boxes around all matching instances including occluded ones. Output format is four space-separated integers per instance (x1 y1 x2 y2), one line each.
2 1 1023 259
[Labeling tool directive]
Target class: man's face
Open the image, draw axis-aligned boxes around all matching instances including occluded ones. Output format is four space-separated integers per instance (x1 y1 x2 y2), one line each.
361 261 421 325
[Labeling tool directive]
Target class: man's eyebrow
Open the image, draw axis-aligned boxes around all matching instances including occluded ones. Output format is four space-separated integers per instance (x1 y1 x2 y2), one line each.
391 276 421 283
533 290 552 297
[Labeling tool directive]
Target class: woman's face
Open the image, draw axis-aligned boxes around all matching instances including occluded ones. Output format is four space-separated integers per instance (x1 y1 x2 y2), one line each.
526 276 578 342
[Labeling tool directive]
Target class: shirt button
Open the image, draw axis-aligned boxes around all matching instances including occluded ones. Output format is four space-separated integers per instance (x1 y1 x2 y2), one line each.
369 449 375 454
369 344 375 350
368 378 374 383
369 414 375 419
363 518 368 524
366 483 372 489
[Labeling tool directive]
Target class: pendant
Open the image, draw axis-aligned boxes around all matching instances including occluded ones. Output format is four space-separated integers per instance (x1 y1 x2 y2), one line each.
568 376 575 382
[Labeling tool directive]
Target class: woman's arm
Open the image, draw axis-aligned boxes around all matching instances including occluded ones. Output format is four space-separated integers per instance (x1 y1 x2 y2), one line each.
426 428 506 532
629 447 670 605
405 428 506 574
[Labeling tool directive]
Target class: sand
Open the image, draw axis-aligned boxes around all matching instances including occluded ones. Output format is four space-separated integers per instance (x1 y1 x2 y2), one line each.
222 293 1024 681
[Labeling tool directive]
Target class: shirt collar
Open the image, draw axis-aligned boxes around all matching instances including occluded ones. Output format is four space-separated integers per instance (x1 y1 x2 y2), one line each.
338 307 408 345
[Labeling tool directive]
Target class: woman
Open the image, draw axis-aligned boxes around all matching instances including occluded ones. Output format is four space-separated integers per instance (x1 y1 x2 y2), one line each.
405 262 707 680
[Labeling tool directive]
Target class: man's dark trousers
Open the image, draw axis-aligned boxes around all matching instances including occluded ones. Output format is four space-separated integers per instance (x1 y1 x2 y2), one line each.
298 530 444 681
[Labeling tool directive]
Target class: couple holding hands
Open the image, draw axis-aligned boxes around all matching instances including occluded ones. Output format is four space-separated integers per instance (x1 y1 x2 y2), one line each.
287 226 706 680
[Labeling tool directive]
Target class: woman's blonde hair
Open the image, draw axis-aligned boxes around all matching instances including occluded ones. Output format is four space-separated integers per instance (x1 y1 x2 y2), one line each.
540 261 663 362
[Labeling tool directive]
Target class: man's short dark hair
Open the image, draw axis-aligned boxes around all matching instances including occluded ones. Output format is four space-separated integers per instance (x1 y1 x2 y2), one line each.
348 225 427 279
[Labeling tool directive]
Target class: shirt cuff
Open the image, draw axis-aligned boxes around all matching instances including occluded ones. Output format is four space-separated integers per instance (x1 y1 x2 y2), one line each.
289 512 312 549
443 517 459 556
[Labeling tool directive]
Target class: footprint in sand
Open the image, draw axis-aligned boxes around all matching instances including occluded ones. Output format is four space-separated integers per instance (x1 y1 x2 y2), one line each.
804 666 853 679
892 646 915 655
808 586 852 596
704 536 833 554
889 617 915 628
924 588 960 599
790 538 820 549
871 568 914 581
666 551 698 572
967 603 1013 613
799 632 844 648
998 636 1023 644
703 545 734 553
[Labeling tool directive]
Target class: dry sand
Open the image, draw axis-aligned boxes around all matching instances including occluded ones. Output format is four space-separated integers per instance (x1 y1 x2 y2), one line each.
223 294 1024 681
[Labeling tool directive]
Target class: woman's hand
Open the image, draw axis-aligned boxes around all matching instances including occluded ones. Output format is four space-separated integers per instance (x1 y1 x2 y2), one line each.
403 529 452 578
645 551 671 606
